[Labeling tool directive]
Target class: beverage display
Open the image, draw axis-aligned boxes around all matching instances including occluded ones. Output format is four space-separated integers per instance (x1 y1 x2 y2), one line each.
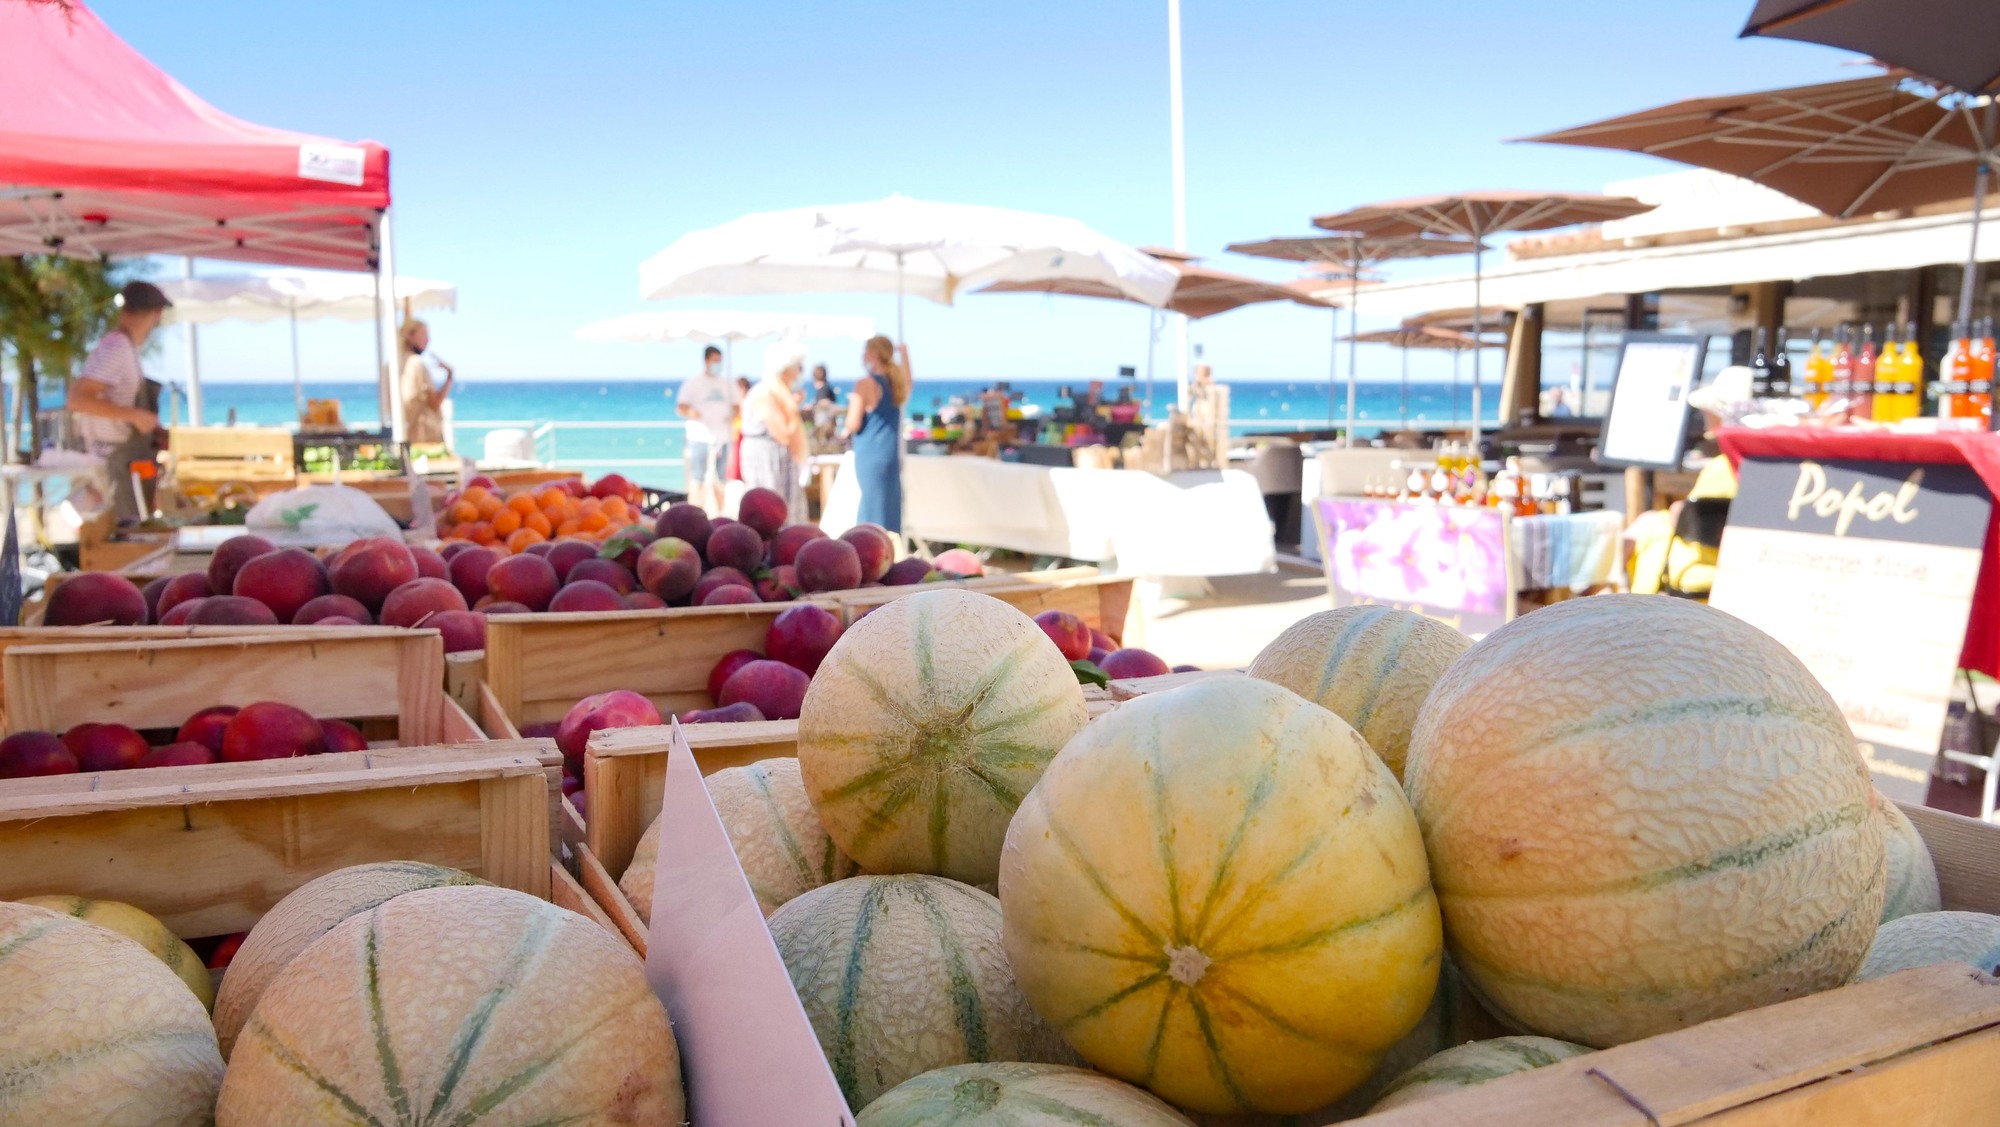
1748 327 1772 399
1872 322 1922 422
1940 322 1972 417
1972 317 1996 425
1804 328 1833 407
1829 326 1854 402
1768 325 1793 399
1852 324 1877 419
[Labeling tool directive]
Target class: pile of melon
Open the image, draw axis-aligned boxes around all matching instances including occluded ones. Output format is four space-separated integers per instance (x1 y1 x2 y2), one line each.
1 862 684 1125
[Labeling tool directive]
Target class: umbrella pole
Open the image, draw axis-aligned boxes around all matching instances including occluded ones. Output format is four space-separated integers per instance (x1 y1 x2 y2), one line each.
290 302 303 419
1452 349 1462 426
182 257 203 427
1400 345 1409 427
1146 309 1159 419
896 253 906 345
1470 242 1484 443
1345 266 1360 447
1961 102 1996 330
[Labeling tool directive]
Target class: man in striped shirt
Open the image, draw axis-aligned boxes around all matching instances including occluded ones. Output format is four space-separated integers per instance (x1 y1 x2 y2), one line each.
71 281 172 520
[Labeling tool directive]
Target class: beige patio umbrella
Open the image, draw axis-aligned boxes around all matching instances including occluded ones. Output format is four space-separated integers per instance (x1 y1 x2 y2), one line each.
1227 233 1478 445
1343 324 1489 427
1305 193 1656 438
1518 73 1998 328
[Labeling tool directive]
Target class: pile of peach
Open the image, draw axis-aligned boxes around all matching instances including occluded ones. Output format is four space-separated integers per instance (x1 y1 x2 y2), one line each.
434 473 643 554
0 701 371 779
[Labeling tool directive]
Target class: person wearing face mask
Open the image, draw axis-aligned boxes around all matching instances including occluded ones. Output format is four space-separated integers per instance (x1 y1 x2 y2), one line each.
675 344 741 514
399 318 455 447
70 281 173 522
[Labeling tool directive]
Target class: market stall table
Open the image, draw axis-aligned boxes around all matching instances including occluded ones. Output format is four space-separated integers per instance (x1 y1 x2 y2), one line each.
818 452 1276 577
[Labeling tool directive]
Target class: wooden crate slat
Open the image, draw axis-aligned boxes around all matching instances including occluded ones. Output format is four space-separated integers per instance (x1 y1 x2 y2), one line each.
577 843 649 956
1108 668 1244 700
548 857 625 943
1691 1025 2000 1126
446 650 487 726
1900 802 2000 914
584 720 800 876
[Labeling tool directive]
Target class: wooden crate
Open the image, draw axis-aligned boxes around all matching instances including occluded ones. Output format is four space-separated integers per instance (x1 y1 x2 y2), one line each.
167 426 297 483
1 628 475 747
1107 667 1244 700
830 573 1140 645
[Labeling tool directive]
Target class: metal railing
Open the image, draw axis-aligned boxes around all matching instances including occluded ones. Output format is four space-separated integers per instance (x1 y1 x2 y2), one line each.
449 418 689 472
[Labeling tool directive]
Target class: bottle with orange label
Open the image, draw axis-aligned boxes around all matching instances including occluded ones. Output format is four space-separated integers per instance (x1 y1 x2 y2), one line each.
1941 322 1973 418
1852 324 1877 419
1873 322 1922 422
1972 317 1996 426
1804 328 1833 408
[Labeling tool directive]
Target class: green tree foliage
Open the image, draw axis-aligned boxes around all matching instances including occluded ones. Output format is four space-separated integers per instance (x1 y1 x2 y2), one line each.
0 256 128 457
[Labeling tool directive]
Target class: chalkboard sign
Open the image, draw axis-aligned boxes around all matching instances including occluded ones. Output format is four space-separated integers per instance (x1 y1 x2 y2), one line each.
1598 333 1706 470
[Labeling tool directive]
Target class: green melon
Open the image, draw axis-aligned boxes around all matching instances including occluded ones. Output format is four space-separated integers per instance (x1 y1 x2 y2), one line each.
212 859 486 1059
769 874 1074 1110
1370 1036 1593 1112
1247 605 1470 780
1878 799 1942 924
1858 911 2000 981
0 901 223 1126
621 756 858 921
859 1063 1196 1126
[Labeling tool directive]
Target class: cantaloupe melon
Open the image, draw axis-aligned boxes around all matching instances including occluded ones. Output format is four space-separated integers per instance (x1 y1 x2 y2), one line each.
799 589 1089 885
218 885 682 1125
1404 595 1885 1048
1000 677 1442 1117
1879 799 1942 924
212 859 484 1059
620 756 858 921
859 1062 1196 1126
1858 911 2000 981
1369 1036 1592 1113
1246 605 1470 780
17 895 212 1011
0 901 223 1127
769 874 1073 1110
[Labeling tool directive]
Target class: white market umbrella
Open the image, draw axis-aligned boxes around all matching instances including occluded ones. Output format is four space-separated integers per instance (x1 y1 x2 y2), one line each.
576 310 878 377
638 195 1178 341
159 270 457 415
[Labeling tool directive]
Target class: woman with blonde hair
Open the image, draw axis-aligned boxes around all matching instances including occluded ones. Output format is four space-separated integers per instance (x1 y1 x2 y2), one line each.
398 318 453 445
739 340 810 521
843 334 909 532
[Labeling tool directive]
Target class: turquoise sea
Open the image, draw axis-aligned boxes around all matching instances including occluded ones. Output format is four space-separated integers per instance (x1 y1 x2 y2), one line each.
159 377 1500 490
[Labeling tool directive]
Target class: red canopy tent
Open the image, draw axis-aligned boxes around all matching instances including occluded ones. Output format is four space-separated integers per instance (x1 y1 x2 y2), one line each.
0 0 390 270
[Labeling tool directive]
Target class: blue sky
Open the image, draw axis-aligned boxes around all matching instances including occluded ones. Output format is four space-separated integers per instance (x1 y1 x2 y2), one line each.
93 0 1859 385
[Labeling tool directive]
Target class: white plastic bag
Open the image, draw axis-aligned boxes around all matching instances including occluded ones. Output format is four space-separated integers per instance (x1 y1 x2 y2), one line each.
244 484 401 546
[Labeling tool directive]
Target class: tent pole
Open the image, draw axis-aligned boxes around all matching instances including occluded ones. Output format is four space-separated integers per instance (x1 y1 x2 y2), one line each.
380 208 404 443
1961 102 1996 330
182 257 203 426
372 225 387 433
289 302 303 419
1346 262 1360 447
896 253 906 344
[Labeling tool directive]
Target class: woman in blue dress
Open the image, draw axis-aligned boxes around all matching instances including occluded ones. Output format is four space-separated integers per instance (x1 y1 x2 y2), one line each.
843 335 909 533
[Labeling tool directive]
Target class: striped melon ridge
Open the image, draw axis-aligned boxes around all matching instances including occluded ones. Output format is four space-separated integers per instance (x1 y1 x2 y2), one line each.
856 1062 1196 1126
747 759 848 899
1372 1036 1592 1112
832 879 992 1099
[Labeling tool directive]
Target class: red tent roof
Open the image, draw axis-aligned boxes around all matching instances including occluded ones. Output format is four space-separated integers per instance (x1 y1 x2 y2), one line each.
0 1 390 270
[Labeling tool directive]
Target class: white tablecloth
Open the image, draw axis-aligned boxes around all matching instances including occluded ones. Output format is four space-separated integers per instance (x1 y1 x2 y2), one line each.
820 452 1275 578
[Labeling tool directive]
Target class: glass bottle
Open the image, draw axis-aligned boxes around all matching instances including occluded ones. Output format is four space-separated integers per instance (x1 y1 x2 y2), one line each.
1768 325 1793 399
1852 324 1877 419
1749 327 1772 399
1830 325 1854 401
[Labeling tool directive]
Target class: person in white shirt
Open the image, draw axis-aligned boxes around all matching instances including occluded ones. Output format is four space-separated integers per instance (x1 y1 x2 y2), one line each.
70 281 172 521
675 345 741 514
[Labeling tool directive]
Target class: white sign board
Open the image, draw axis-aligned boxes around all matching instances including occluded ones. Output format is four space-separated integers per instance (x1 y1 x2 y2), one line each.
1599 334 1705 470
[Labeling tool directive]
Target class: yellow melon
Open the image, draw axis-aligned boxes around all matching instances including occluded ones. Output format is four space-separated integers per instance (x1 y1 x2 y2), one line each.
212 859 484 1059
799 589 1089 885
620 756 858 921
218 885 682 1125
17 895 212 1011
1404 595 1884 1048
1246 606 1470 779
0 901 223 1126
859 1063 1197 1126
769 874 1075 1111
1000 677 1442 1116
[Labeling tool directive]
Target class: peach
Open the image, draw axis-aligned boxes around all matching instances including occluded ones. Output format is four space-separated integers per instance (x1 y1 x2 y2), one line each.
221 701 326 761
654 502 712 555
755 565 799 603
737 487 788 538
703 522 763 573
933 548 984 576
1033 610 1093 662
881 557 933 586
233 547 330 623
548 580 625 613
544 539 599 582
429 610 487 654
691 567 753 606
329 537 419 611
590 473 637 501
524 541 554 558
187 596 280 626
605 524 657 571
565 558 635 595
676 702 765 724
1087 646 1110 666
311 615 361 627
153 572 213 621
139 575 170 621
1089 626 1116 652
622 592 666 610
293 593 372 626
409 545 448 581
553 689 661 774
447 545 504 604
321 718 368 753
701 584 760 607
636 538 701 602
486 553 559 612
840 524 896 582
176 705 239 753
380 577 470 628
466 474 499 491
0 731 77 777
1099 648 1170 680
1172 664 1202 673
45 571 150 626
480 600 533 616
768 524 826 568
205 534 275 596
140 741 216 768
719 659 809 721
794 537 862 593
61 722 150 771
765 604 843 675
437 541 474 561
708 649 764 703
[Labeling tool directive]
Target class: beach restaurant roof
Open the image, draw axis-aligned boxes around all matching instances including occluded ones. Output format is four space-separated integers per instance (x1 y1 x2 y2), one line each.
0 0 390 270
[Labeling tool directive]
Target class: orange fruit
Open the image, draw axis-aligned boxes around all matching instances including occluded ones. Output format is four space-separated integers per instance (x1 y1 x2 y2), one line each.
601 496 629 520
506 493 539 517
470 522 497 545
476 497 504 519
524 511 552 538
491 508 522 536
579 511 609 532
538 488 568 512
460 486 494 507
506 528 546 553
449 500 479 524
578 496 602 514
555 519 582 539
